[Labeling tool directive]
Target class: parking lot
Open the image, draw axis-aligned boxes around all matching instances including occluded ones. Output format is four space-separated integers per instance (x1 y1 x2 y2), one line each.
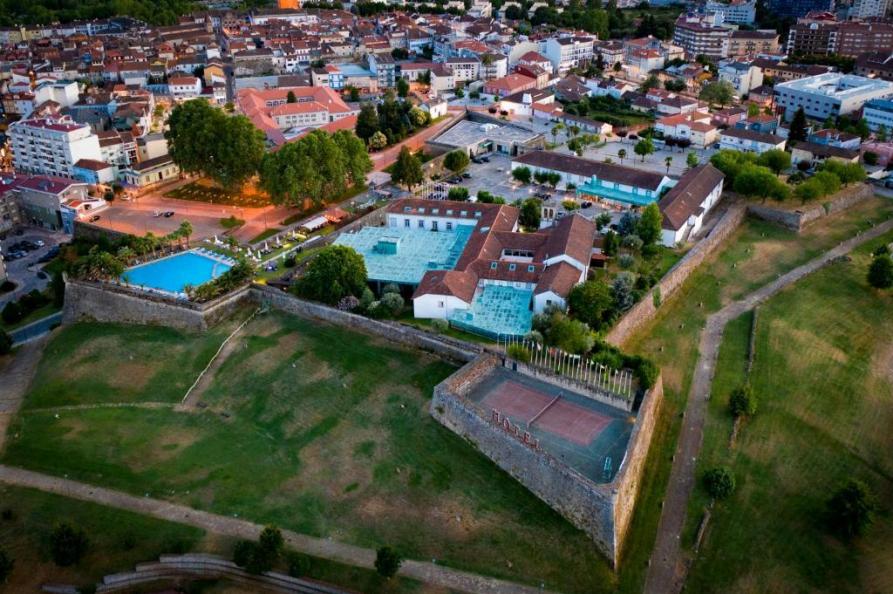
450 153 537 203
1 228 69 307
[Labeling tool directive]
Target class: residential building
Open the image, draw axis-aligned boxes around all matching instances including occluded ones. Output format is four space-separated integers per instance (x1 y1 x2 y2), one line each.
543 36 595 75
0 175 23 237
367 53 397 89
719 61 764 95
658 164 725 246
72 159 116 184
807 129 861 149
8 117 103 179
774 73 893 120
706 0 756 25
787 18 893 58
483 73 537 97
120 155 181 188
444 56 481 84
673 13 730 60
712 106 748 127
854 52 893 82
16 175 90 230
512 151 675 208
767 0 832 18
656 113 720 148
850 0 890 19
719 127 787 153
168 76 203 100
789 141 860 165
236 86 358 146
727 30 780 58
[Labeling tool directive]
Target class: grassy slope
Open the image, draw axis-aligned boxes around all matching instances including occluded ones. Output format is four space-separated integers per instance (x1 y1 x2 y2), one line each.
615 196 893 593
684 230 893 594
4 312 614 594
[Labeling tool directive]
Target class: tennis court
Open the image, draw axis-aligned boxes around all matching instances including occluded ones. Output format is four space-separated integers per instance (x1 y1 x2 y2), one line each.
467 368 634 482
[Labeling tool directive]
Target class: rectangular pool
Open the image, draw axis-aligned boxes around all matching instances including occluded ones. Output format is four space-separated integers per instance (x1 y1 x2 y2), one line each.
122 250 233 295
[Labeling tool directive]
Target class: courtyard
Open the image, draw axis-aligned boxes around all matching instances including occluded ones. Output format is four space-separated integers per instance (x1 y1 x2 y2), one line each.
2 310 616 593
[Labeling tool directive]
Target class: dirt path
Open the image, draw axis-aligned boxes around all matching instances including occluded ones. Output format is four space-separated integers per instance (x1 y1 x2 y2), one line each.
644 219 893 594
0 337 48 454
0 465 555 594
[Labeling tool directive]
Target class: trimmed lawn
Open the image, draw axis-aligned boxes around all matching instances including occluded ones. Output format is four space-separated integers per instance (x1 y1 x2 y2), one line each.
683 229 893 594
21 318 248 408
614 196 893 593
4 311 616 593
249 227 282 243
165 180 270 208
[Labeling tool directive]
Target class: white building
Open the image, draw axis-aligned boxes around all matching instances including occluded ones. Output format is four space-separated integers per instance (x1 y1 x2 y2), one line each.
543 36 595 75
33 80 80 110
168 76 203 100
706 0 756 24
719 128 786 154
658 164 725 246
673 13 730 60
863 98 893 131
718 61 764 95
8 117 103 179
774 73 893 121
850 0 890 19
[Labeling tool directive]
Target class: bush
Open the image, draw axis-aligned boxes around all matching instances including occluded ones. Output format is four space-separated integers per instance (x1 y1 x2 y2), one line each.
0 548 12 584
375 546 402 579
729 384 757 417
827 480 875 539
337 295 360 311
621 234 643 251
50 523 89 567
232 540 256 568
1 302 23 325
430 319 449 333
447 187 470 201
506 344 531 362
382 283 401 295
868 254 893 289
20 289 48 312
233 526 284 575
618 253 636 269
863 151 879 166
283 255 297 268
703 467 736 500
379 292 405 317
286 552 312 577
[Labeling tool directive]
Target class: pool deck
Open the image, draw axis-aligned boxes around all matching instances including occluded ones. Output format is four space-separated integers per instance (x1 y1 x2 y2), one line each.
120 249 235 297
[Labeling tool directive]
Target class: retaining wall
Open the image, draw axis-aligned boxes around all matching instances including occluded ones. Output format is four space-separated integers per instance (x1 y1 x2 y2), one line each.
62 278 252 332
746 184 873 232
606 203 747 347
431 354 664 565
253 284 480 363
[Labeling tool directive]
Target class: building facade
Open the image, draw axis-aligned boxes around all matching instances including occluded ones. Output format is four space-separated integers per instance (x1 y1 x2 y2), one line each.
8 117 103 179
774 73 893 120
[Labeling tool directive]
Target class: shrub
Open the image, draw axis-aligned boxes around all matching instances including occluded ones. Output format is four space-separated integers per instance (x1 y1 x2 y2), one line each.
232 540 256 568
621 234 643 251
729 384 757 417
827 480 875 539
380 292 405 317
20 289 48 312
863 151 879 166
359 287 375 311
283 255 297 268
1 302 23 325
506 344 531 362
337 295 360 311
447 187 470 201
375 546 402 579
430 319 449 333
618 253 636 269
0 548 12 584
286 552 312 577
382 283 401 295
868 254 893 289
50 523 89 567
703 467 736 500
562 199 579 211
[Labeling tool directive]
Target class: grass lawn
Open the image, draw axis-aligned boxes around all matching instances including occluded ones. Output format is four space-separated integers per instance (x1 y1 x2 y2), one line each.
4 311 615 593
682 229 893 594
0 486 449 594
280 184 368 226
20 317 248 409
613 196 893 593
165 180 270 208
249 227 282 244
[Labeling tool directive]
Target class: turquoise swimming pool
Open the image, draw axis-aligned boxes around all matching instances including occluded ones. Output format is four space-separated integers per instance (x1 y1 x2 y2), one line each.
122 250 233 294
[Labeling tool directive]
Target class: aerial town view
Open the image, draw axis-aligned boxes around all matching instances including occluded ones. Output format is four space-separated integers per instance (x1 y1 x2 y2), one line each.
0 0 892 592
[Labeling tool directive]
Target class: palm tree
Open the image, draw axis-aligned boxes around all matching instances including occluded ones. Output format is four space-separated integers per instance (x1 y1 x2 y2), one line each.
177 220 193 248
618 148 627 164
665 156 673 174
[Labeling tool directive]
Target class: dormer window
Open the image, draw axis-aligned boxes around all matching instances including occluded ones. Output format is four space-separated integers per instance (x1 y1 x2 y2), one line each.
474 211 482 218
490 262 498 270
509 263 516 271
460 210 468 216
528 265 535 272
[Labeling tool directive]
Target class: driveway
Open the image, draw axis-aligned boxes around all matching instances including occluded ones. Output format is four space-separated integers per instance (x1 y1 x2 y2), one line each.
370 107 465 172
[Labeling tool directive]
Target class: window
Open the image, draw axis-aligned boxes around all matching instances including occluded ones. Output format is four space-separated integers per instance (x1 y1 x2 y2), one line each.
490 261 498 269
446 221 453 231
528 265 535 272
509 263 516 271
438 301 444 308
432 221 438 231
418 220 425 229
404 218 410 228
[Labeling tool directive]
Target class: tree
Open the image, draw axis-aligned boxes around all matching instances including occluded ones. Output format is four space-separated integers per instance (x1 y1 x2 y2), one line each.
789 107 808 143
448 187 469 201
827 480 875 539
733 165 781 199
757 149 791 176
519 198 542 230
296 245 367 305
729 384 757 417
637 203 663 246
611 272 635 311
396 77 409 98
286 90 297 103
355 103 379 142
703 467 735 500
408 106 429 128
455 87 464 99
634 138 654 162
664 155 673 174
863 151 879 166
876 124 888 142
639 73 659 92
177 220 193 245
444 150 470 174
567 280 614 331
368 131 388 150
50 523 89 567
819 160 866 186
617 148 627 164
375 547 402 578
0 329 11 356
698 81 735 108
603 230 619 256
0 548 11 584
512 166 531 184
1 302 22 325
390 147 424 190
686 151 699 169
595 212 612 231
551 123 564 142
868 254 893 289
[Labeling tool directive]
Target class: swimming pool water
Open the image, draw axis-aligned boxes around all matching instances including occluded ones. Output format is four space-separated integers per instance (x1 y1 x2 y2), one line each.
122 251 232 294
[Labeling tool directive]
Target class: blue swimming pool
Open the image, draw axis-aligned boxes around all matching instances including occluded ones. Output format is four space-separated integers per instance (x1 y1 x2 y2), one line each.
122 251 233 294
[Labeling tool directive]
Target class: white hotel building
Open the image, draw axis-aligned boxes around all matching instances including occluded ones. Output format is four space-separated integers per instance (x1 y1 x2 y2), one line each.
774 73 893 121
8 117 103 179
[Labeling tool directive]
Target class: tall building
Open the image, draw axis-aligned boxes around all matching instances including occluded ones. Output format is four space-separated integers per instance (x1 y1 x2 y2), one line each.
774 73 893 120
768 0 833 18
8 117 103 179
787 18 893 58
673 13 730 60
705 0 756 25
850 0 890 18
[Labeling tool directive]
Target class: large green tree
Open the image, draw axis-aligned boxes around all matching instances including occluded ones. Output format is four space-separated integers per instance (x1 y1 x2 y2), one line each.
444 150 470 174
519 198 542 230
698 80 735 109
827 480 875 539
789 107 809 143
634 137 655 162
356 103 379 143
637 202 663 246
390 147 424 190
296 245 368 305
868 254 893 289
567 280 614 331
757 149 792 176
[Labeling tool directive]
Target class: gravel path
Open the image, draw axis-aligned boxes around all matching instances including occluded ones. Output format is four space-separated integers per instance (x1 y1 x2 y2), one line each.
644 218 893 594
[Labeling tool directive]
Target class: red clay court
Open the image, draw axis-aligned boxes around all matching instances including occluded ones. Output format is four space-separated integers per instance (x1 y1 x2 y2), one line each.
481 379 613 446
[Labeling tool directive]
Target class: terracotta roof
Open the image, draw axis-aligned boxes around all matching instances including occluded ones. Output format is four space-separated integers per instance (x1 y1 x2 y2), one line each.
658 164 724 231
790 141 859 160
412 269 477 302
513 151 667 191
535 260 581 297
74 159 112 171
543 214 596 269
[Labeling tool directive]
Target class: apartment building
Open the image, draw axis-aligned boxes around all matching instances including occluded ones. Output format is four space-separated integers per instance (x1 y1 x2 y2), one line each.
863 98 893 131
774 73 893 120
168 76 203 100
705 0 756 25
850 0 890 18
8 117 103 179
787 18 893 58
444 56 481 83
543 36 595 74
728 30 780 57
673 13 729 60
767 0 832 18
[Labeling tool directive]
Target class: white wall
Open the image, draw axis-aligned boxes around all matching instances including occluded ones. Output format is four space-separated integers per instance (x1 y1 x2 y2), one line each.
413 293 470 319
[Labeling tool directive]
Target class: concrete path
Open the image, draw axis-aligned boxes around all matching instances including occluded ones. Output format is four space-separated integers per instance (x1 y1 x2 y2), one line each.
0 465 554 594
0 337 48 454
10 311 62 345
644 219 893 594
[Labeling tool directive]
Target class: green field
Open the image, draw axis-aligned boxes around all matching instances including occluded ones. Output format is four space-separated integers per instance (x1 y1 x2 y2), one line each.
614 196 893 593
683 230 893 594
165 180 270 208
3 312 615 593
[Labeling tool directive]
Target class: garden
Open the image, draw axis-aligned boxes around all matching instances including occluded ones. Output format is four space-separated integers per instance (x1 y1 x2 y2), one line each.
165 179 271 208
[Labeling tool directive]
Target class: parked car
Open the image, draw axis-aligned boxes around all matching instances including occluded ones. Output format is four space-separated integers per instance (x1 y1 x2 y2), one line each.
163 211 175 218
462 172 471 179
581 201 593 209
481 156 490 163
89 215 101 222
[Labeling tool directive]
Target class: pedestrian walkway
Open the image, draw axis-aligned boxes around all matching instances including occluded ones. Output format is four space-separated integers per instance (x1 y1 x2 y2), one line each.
643 218 893 594
0 465 556 594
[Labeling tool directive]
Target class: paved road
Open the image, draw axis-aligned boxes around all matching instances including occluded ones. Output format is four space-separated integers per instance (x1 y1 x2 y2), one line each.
0 465 555 594
643 217 893 594
0 230 68 308
370 108 465 172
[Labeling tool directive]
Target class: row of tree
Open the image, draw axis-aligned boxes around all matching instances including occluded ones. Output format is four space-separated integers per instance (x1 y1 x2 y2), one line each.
355 93 431 149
